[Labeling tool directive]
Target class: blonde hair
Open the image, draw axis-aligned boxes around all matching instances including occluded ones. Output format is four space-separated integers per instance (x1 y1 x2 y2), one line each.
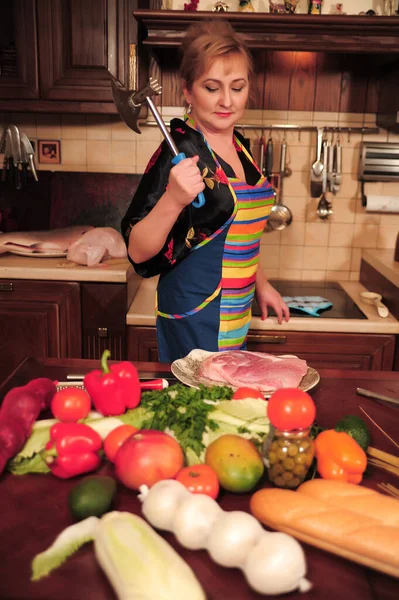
180 20 254 93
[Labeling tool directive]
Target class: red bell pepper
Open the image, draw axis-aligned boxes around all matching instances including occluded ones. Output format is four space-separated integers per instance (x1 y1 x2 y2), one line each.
42 422 102 479
83 350 141 416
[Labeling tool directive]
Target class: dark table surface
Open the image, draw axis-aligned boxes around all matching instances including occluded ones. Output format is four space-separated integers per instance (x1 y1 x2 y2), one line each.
0 358 398 600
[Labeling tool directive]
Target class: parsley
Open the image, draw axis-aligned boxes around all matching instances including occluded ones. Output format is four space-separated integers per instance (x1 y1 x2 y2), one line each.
139 384 233 457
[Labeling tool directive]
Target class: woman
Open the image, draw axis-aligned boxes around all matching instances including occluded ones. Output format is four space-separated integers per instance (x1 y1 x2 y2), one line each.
121 20 289 363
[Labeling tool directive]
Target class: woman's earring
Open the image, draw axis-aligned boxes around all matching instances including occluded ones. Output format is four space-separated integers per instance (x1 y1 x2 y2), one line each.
188 103 192 113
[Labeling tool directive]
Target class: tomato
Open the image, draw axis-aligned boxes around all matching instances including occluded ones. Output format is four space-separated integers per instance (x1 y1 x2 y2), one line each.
103 424 138 462
232 387 265 401
205 434 264 493
51 387 91 422
175 464 220 499
267 388 316 431
114 430 185 490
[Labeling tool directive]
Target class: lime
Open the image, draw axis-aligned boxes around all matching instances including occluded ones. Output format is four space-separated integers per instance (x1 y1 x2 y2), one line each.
68 475 117 521
335 415 370 451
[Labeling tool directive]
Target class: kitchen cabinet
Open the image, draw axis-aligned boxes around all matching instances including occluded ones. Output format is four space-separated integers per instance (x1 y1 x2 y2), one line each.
134 11 399 54
133 10 399 114
0 279 81 384
246 330 395 371
127 325 395 370
0 0 139 113
0 278 135 385
80 281 134 361
127 325 159 362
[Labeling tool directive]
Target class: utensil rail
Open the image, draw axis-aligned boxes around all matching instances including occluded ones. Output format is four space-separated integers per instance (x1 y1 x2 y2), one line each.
141 122 379 135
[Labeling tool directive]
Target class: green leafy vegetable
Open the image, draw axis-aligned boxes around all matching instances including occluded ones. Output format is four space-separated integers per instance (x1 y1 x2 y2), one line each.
32 517 99 581
9 384 270 473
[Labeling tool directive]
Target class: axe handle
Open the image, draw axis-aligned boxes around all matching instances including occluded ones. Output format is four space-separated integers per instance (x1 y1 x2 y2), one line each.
146 97 205 209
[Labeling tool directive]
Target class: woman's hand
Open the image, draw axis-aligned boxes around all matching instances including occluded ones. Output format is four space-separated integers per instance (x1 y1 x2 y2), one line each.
255 270 290 325
166 155 205 208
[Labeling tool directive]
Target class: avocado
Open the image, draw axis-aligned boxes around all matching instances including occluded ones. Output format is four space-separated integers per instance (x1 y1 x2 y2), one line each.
68 475 117 521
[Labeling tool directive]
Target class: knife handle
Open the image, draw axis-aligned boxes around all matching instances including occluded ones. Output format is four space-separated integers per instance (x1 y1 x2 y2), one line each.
14 164 21 190
265 137 273 178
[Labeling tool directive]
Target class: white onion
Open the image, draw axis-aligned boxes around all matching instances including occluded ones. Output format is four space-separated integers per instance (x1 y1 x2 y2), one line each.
140 480 190 531
172 494 222 550
242 532 311 595
207 511 264 568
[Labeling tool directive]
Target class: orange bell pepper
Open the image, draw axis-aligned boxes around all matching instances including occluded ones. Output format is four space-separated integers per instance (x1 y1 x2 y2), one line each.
314 429 367 484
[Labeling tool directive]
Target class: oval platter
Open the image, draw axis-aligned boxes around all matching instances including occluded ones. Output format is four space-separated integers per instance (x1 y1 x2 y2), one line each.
171 349 320 398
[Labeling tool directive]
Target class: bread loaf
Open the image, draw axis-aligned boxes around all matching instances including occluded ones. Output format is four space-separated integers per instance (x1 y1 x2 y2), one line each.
250 480 399 577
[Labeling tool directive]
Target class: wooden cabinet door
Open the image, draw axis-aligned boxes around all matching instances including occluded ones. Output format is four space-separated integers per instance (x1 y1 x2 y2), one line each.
0 0 39 100
36 0 137 102
80 282 132 361
0 280 81 385
246 331 395 371
127 326 159 362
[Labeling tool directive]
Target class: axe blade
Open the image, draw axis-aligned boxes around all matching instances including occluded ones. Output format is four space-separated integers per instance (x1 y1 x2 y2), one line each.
110 76 142 134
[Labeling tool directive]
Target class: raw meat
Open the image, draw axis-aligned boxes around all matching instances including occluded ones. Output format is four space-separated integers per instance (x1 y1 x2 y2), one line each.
67 227 127 267
198 350 308 392
0 225 93 254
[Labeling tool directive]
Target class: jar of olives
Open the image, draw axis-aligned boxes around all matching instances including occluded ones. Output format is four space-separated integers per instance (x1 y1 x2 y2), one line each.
264 428 314 489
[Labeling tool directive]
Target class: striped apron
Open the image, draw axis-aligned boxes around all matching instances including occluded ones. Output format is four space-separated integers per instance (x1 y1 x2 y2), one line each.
156 133 275 363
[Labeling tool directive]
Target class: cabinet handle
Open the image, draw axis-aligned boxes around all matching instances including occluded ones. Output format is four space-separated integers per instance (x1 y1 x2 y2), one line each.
247 334 287 344
0 282 13 292
97 328 108 338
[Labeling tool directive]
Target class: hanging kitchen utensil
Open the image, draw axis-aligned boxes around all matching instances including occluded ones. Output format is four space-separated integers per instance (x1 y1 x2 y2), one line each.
110 75 205 208
327 134 335 193
333 137 342 194
259 134 265 176
8 124 22 190
20 133 39 182
265 135 274 180
310 127 324 198
317 140 333 220
265 138 293 232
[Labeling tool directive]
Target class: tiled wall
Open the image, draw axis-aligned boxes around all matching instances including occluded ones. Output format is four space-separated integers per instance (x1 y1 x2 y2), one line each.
1 108 398 281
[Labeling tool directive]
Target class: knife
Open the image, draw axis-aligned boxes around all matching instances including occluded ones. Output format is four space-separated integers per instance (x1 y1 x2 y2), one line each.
265 137 273 180
333 139 341 194
1 130 12 183
356 387 399 406
20 133 39 182
8 124 22 189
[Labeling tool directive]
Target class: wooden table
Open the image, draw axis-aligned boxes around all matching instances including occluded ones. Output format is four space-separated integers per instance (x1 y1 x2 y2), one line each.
0 358 398 600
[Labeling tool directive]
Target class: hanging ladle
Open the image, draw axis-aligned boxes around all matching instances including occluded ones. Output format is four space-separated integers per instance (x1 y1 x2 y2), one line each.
265 139 293 231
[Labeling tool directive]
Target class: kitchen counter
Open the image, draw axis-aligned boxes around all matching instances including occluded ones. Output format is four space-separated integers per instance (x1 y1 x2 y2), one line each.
126 276 399 334
0 254 135 284
0 358 399 600
362 249 399 288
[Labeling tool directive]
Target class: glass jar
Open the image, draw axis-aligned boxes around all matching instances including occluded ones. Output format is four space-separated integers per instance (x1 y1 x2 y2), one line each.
264 428 315 489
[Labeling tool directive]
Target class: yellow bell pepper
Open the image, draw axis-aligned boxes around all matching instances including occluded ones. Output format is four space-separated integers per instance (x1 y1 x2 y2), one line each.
314 429 367 484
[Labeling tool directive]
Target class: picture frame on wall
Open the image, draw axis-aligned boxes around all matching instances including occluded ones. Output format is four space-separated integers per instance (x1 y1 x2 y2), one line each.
38 140 61 164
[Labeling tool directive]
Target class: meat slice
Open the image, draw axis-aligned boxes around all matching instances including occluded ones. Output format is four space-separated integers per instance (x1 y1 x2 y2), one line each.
198 350 308 392
67 227 127 267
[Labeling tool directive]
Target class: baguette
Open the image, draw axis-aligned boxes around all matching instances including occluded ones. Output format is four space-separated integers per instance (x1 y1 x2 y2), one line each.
250 480 399 578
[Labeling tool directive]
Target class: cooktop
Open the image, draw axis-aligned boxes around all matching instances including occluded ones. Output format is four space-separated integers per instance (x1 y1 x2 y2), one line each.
252 280 367 320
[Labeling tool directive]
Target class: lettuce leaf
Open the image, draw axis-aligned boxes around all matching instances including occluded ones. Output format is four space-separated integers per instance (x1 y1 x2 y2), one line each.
8 387 270 474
